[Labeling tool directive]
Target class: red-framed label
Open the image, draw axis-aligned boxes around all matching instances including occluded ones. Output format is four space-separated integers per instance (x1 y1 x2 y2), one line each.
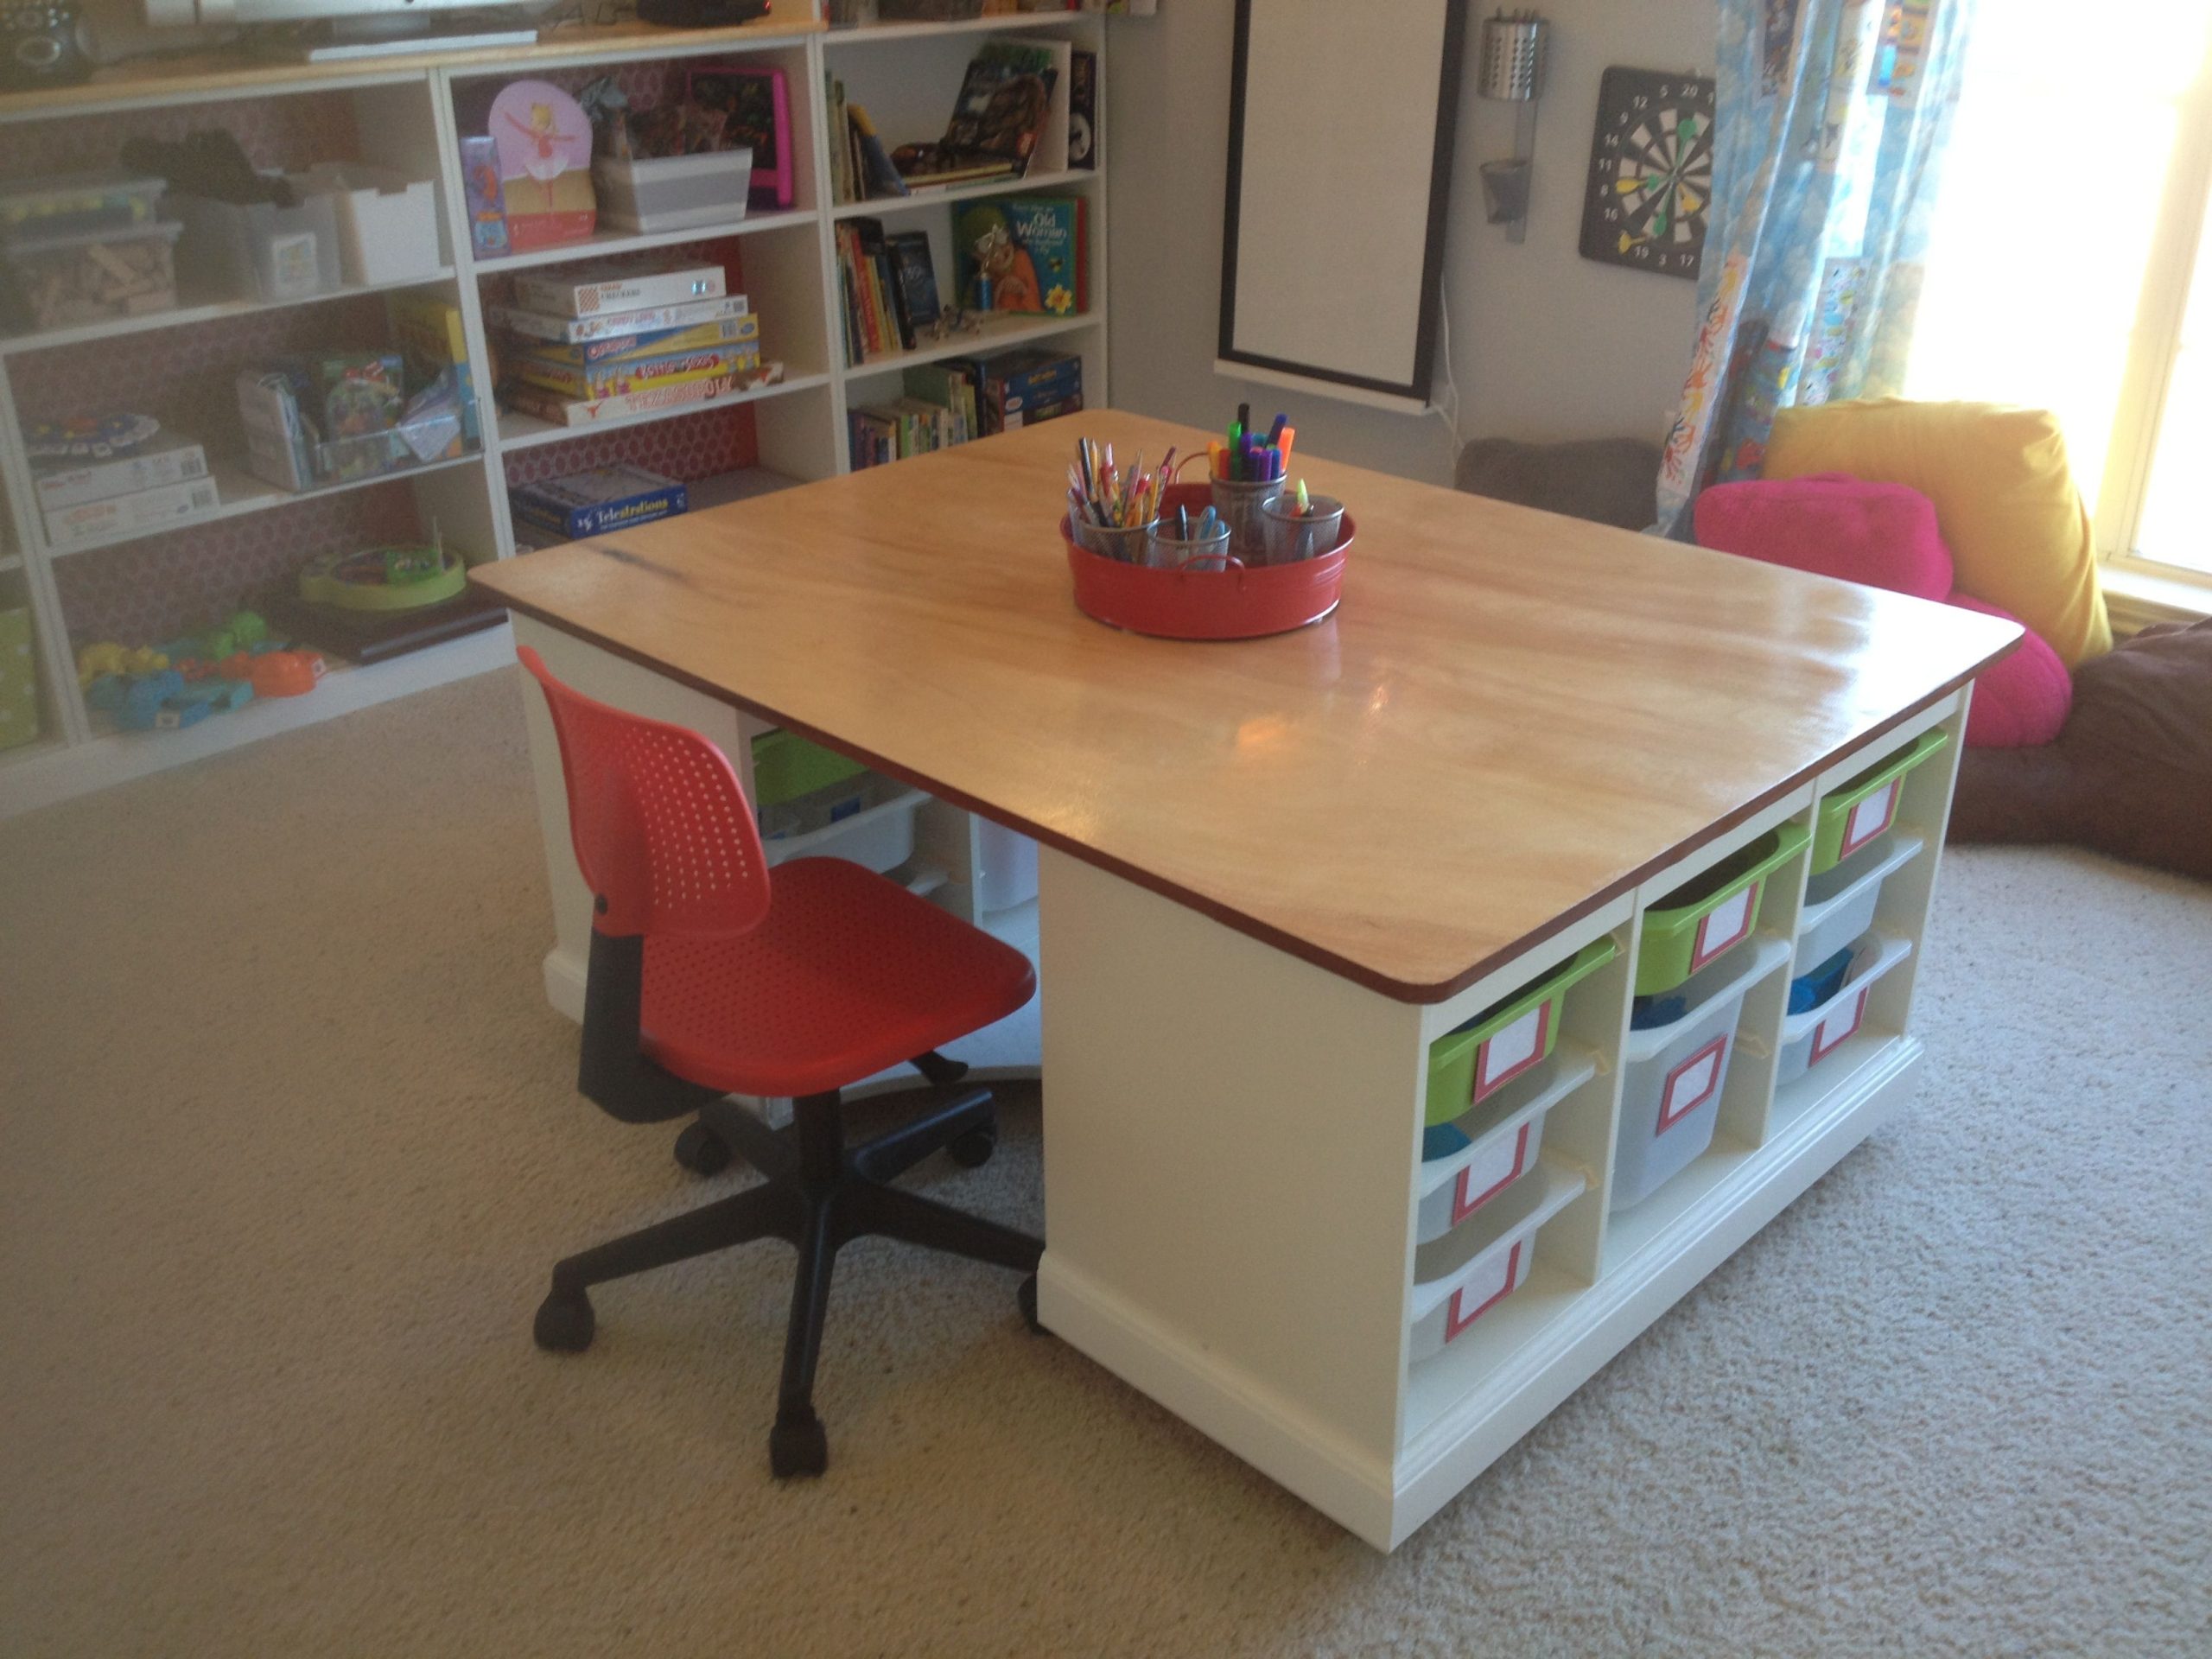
1689 879 1760 974
1656 1033 1729 1133
1809 986 1870 1065
1472 999 1552 1103
1445 1241 1524 1342
1839 779 1900 861
1451 1123 1532 1225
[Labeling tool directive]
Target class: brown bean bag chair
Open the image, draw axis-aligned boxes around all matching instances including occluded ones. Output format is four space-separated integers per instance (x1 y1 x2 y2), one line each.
1949 619 2212 880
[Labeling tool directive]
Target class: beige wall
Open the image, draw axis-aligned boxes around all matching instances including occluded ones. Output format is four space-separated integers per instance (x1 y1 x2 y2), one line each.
1104 0 1716 485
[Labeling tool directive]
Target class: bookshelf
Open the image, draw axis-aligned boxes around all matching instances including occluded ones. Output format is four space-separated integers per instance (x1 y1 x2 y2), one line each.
0 8 1109 817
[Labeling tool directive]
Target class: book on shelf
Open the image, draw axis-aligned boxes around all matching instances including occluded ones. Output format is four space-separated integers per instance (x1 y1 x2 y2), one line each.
1068 50 1097 170
849 105 910 200
903 362 976 446
486 294 748 344
836 217 925 362
886 232 942 341
510 263 727 320
507 343 763 402
957 195 1088 318
938 346 1082 437
889 36 1066 190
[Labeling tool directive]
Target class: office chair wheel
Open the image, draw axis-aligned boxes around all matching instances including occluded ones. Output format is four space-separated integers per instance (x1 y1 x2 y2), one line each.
533 1287 596 1353
1019 1273 1044 1334
770 1409 829 1478
672 1121 734 1177
948 1123 998 1169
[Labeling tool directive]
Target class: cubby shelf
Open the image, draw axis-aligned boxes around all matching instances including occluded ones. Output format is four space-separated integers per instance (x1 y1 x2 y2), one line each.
0 269 460 358
830 166 1098 220
492 372 833 451
842 312 1099 379
0 12 1108 813
472 208 820 275
41 453 488 560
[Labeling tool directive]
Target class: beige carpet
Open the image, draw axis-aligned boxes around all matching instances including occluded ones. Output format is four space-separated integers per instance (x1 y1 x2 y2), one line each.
3 670 2208 1658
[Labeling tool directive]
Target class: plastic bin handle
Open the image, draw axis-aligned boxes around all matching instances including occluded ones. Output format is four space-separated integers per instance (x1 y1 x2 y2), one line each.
1832 727 1949 810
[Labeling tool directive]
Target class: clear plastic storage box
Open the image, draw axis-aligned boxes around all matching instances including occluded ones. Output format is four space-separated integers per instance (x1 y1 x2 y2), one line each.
1 219 182 333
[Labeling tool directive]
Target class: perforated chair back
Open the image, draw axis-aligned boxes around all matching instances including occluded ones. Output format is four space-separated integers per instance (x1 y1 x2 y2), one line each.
519 646 772 940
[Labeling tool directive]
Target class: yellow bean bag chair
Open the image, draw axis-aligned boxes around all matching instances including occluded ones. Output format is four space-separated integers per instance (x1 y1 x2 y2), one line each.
1762 398 2112 665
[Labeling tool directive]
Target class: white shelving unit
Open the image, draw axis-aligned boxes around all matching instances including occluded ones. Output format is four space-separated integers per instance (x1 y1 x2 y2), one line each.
0 9 1109 817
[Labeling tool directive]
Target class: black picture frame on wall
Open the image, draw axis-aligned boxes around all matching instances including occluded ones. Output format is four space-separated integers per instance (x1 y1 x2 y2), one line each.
1217 0 1469 410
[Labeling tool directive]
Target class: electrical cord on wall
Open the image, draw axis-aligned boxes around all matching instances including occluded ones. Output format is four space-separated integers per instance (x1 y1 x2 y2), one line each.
1427 286 1465 478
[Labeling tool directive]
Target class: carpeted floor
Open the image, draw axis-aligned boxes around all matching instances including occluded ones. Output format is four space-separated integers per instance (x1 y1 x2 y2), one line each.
3 670 2208 1657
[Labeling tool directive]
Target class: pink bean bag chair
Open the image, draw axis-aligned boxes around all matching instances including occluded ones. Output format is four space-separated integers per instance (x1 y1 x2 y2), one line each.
1694 474 2071 747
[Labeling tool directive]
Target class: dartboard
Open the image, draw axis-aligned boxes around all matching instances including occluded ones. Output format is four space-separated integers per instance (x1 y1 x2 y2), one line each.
1578 67 1717 280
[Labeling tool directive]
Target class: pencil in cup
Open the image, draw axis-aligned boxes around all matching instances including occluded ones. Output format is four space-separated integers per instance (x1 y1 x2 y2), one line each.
1210 473 1285 562
1257 493 1346 566
1071 512 1157 563
1146 512 1233 571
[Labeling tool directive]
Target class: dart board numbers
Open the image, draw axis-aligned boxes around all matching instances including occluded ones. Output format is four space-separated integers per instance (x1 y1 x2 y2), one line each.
1578 67 1717 280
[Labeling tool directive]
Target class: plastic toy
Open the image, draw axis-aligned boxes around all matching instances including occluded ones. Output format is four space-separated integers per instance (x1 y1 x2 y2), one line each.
298 532 467 612
76 641 168 688
251 650 326 698
116 671 214 732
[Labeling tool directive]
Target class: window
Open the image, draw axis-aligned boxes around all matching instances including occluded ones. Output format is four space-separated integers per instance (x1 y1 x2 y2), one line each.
1906 1 2212 582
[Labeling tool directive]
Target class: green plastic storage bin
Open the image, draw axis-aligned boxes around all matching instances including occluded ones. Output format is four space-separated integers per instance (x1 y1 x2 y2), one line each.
1637 821 1808 996
1425 936 1617 1126
750 728 865 808
1810 728 1948 874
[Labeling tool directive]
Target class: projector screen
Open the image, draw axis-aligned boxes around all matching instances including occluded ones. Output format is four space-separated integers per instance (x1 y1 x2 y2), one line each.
1217 0 1467 411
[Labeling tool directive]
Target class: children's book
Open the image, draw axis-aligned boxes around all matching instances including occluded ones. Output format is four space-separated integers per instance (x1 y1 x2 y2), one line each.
956 196 1087 317
892 38 1060 188
886 232 942 340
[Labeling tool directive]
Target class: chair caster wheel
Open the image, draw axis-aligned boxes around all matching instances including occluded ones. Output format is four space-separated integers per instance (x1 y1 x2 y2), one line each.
948 1123 998 1168
673 1121 733 1177
770 1409 829 1478
533 1287 595 1352
1019 1273 1044 1334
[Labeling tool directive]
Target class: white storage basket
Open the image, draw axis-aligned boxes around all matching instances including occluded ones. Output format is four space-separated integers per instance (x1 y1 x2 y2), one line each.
593 149 753 233
1612 935 1789 1211
1776 934 1912 1086
1795 833 1922 973
1416 1046 1596 1245
1408 1166 1584 1363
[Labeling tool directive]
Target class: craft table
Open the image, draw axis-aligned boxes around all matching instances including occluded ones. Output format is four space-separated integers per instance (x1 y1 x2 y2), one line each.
473 410 2017 1548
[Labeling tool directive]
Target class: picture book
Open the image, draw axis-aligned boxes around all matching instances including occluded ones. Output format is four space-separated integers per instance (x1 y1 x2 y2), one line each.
957 196 1087 317
886 232 941 340
891 38 1059 188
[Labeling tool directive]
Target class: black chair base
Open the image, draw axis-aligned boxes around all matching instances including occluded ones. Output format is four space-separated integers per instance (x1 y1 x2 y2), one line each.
532 1056 1041 1478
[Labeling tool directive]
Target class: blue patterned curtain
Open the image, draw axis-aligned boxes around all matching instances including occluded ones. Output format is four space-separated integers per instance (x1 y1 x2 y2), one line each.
1656 0 1976 536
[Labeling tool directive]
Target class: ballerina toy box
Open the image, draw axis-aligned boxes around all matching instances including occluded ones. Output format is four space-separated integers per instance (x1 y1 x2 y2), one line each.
486 79 596 252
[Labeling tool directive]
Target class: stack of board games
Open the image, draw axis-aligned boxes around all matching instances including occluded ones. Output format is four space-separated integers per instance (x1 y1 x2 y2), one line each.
509 464 689 545
29 414 218 550
486 262 779 428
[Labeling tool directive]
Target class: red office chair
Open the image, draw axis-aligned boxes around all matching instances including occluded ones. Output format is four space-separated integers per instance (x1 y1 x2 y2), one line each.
518 647 1042 1477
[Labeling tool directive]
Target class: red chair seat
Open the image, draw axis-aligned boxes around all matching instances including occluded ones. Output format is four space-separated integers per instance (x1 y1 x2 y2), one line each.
640 856 1036 1099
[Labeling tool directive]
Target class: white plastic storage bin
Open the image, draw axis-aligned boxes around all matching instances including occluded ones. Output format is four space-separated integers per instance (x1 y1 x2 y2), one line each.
761 777 922 874
1408 1166 1584 1363
1776 934 1912 1086
973 818 1039 913
1416 1046 1597 1245
172 185 340 302
296 164 442 284
1795 833 1922 972
1612 935 1790 1211
593 149 752 233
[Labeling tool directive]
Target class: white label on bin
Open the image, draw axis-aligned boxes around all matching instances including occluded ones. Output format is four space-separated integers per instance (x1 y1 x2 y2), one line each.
1657 1033 1728 1133
1452 1123 1531 1224
1446 1241 1523 1342
1691 881 1758 972
1473 1001 1549 1099
1811 987 1870 1064
1843 780 1898 858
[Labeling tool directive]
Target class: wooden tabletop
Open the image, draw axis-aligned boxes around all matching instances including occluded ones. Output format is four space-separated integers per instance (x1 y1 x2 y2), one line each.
474 410 2018 1001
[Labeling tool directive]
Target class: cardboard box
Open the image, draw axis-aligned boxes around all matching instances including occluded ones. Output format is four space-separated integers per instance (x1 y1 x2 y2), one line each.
44 474 221 548
486 293 747 343
32 435 208 512
510 464 689 541
511 262 726 319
